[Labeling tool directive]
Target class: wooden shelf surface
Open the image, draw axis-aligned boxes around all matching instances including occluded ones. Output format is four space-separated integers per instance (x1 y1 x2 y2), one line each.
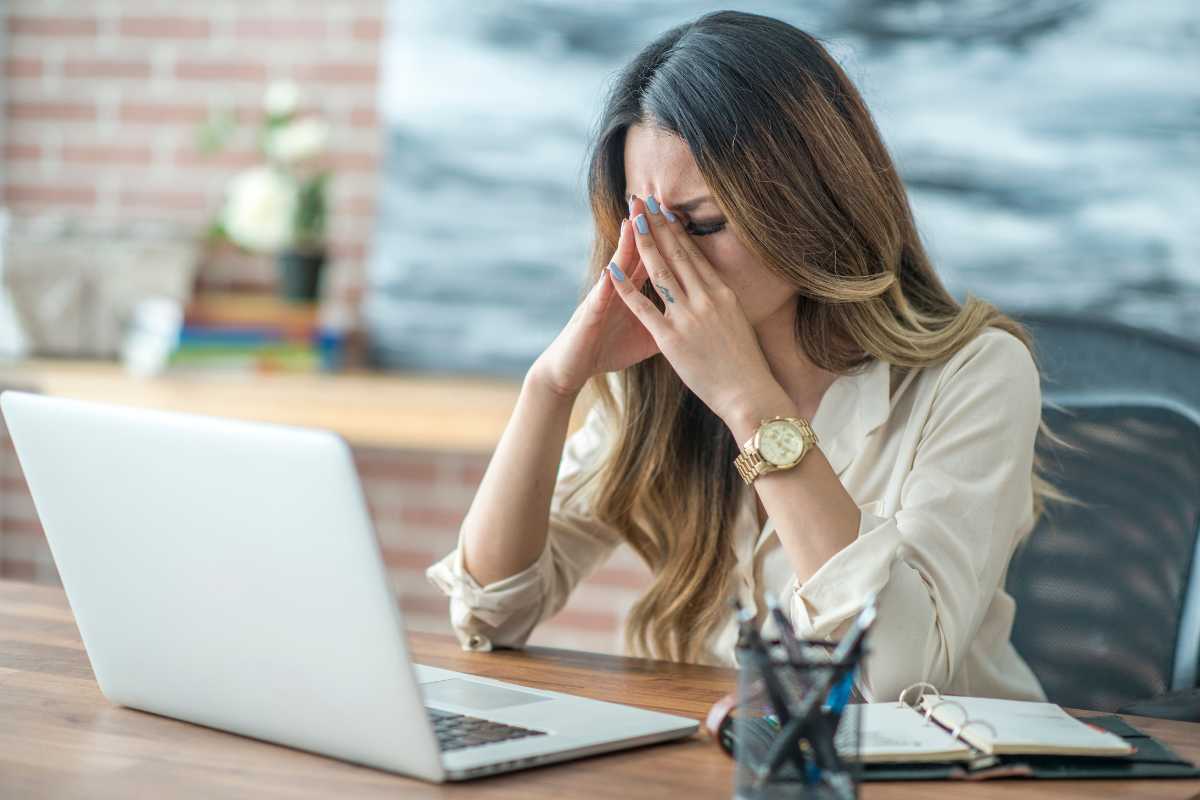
0 358 591 452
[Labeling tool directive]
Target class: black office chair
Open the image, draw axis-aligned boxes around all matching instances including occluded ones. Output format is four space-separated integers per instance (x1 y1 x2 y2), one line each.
1003 312 1200 720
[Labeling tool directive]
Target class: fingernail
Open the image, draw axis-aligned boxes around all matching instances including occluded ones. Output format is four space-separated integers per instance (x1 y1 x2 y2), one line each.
645 194 660 214
627 195 637 215
608 261 626 282
635 214 648 234
664 209 677 222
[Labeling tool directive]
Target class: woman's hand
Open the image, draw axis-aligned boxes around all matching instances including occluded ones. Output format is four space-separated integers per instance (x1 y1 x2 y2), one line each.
608 196 779 423
530 218 661 398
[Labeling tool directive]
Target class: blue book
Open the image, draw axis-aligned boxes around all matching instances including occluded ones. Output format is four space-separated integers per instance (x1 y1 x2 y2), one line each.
177 325 286 345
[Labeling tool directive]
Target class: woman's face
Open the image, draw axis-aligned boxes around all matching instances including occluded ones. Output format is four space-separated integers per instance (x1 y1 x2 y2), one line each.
623 122 797 326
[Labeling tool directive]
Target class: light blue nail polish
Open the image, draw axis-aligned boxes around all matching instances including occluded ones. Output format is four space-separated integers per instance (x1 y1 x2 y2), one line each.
645 194 660 214
608 261 625 282
664 210 677 222
635 214 649 234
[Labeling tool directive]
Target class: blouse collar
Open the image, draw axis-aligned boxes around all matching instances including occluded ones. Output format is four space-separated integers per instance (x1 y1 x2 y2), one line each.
810 356 893 476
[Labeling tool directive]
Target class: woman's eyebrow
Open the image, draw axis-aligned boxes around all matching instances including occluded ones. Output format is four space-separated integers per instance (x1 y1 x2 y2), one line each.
625 193 714 212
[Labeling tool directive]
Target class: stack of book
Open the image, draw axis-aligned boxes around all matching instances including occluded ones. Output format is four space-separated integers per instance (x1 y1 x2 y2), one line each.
171 292 326 373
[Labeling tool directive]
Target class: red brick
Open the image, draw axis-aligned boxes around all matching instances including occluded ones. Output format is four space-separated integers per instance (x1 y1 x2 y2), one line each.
234 18 326 39
300 62 377 83
348 107 378 128
0 476 31 491
457 460 489 486
4 57 42 79
354 456 438 482
63 59 152 80
119 188 210 211
3 143 42 161
588 566 652 590
7 102 96 122
62 144 154 165
0 518 45 536
547 608 619 633
8 16 97 36
351 18 384 42
337 194 375 216
329 150 379 172
398 506 465 529
119 16 210 39
0 560 37 581
174 147 262 169
5 183 97 207
119 102 210 124
175 60 267 82
399 593 449 616
330 281 366 308
382 548 442 571
330 239 368 262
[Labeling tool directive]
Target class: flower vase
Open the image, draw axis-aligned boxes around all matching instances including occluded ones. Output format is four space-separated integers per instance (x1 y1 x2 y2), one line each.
277 248 326 302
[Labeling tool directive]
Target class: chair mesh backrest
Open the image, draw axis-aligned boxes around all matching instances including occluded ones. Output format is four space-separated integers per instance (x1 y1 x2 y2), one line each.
1005 403 1200 712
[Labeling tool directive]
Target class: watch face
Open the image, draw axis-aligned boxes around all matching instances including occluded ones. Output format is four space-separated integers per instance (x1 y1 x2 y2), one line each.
759 420 806 466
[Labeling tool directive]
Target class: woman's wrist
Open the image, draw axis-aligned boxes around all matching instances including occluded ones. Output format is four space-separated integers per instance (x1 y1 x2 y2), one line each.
723 382 799 444
524 361 583 404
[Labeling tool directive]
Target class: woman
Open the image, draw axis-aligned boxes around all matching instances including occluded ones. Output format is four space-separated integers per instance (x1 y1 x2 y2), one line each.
427 10 1056 704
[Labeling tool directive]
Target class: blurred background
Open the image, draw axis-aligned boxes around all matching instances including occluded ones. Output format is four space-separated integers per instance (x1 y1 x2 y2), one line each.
0 0 1196 654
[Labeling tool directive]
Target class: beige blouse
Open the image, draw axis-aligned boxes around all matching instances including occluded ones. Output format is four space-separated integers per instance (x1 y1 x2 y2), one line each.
426 326 1048 704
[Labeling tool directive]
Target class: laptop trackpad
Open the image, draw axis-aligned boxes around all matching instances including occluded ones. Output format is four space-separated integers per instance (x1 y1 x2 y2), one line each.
422 678 554 711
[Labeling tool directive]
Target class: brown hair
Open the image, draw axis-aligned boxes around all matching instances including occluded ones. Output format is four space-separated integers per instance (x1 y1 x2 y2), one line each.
568 10 1064 665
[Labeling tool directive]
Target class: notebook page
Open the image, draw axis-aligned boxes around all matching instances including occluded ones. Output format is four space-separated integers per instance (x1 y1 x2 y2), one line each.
920 695 1134 757
836 702 974 763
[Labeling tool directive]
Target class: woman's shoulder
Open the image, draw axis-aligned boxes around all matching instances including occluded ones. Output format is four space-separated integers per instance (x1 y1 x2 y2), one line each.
935 324 1038 386
900 324 1041 419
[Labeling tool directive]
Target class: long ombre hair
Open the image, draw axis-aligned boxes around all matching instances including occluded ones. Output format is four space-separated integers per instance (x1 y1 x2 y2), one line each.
565 10 1062 665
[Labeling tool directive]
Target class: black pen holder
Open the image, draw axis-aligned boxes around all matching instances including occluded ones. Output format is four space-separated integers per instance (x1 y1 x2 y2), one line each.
732 639 864 800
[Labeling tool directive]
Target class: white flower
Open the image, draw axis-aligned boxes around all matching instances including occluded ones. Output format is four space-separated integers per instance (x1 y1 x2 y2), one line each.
266 117 331 164
263 81 301 118
222 166 297 253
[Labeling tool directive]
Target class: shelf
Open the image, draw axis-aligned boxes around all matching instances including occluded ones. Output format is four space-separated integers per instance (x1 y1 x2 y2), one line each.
0 359 591 453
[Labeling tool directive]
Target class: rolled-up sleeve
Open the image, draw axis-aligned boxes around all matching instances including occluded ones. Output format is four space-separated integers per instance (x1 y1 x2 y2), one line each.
784 334 1042 703
426 397 623 652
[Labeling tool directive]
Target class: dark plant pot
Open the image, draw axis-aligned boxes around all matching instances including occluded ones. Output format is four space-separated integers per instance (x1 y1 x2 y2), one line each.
277 248 326 302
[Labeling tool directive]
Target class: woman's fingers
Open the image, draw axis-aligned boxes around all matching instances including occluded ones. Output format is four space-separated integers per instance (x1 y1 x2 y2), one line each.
640 195 707 296
656 202 725 294
591 219 632 305
629 196 686 309
604 253 672 340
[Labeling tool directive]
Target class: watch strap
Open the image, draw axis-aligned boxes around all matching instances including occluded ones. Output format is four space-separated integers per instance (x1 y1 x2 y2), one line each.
734 446 769 485
733 416 818 486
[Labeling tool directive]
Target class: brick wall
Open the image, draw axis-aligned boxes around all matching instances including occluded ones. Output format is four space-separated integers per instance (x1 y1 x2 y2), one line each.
0 2 651 656
1 0 384 307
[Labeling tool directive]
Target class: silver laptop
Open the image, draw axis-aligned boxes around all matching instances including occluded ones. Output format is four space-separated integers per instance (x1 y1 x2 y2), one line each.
0 390 697 781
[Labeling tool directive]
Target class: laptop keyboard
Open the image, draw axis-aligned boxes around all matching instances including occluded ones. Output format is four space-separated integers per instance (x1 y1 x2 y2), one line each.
426 706 548 752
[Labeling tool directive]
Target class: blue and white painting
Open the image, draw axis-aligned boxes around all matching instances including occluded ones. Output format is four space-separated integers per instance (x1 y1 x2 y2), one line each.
367 0 1199 376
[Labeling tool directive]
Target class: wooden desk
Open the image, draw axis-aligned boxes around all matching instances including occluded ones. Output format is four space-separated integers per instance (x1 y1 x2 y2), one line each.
2 579 1198 799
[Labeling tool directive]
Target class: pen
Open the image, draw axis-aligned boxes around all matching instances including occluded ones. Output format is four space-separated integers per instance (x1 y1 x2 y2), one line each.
823 666 856 715
738 602 796 728
753 595 878 787
732 596 811 779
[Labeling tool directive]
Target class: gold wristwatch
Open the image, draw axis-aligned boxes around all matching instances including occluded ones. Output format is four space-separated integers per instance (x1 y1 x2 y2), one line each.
733 416 819 485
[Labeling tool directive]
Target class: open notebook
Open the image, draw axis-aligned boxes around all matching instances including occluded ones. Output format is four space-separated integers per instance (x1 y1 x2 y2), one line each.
840 687 1134 764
